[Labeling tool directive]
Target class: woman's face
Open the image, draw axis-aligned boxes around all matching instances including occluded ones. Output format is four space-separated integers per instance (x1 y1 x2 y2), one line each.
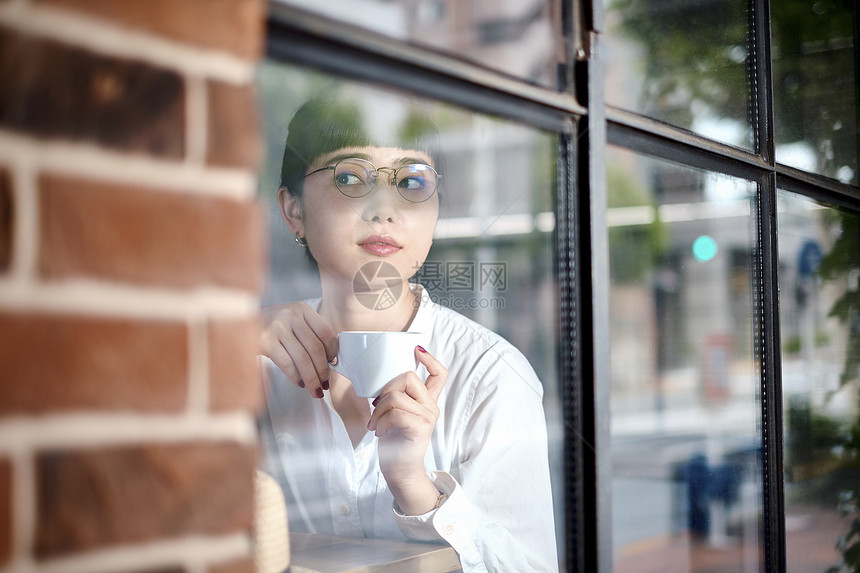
286 146 440 290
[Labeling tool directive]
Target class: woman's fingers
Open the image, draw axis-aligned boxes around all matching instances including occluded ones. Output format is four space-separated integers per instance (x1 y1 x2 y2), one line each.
367 375 436 433
372 407 423 438
367 346 448 430
282 334 327 397
260 322 304 385
289 318 333 388
301 307 338 362
415 346 448 401
366 357 449 434
372 346 447 404
259 302 337 398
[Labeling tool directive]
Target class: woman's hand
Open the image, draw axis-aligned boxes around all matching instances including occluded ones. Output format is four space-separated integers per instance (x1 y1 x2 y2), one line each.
260 302 338 399
367 346 448 515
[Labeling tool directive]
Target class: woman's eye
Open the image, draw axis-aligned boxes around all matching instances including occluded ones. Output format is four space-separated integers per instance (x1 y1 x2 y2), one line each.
398 176 427 191
335 171 364 186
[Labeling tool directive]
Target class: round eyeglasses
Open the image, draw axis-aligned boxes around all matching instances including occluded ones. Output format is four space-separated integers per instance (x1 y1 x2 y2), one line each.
303 158 440 203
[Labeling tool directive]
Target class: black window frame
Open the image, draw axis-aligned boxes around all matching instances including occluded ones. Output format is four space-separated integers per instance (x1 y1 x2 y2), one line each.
264 1 860 570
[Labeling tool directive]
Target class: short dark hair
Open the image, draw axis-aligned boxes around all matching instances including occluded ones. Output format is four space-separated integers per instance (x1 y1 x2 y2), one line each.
279 95 443 199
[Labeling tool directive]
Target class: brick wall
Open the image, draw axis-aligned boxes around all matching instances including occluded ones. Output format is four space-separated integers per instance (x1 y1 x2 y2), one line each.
0 1 266 572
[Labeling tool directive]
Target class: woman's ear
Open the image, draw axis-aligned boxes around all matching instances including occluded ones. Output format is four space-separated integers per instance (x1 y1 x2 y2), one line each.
278 187 304 235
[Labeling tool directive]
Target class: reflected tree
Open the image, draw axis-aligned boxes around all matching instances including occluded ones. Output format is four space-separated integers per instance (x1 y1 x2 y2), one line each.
607 165 667 284
609 0 749 130
771 0 858 183
817 211 860 572
610 0 858 183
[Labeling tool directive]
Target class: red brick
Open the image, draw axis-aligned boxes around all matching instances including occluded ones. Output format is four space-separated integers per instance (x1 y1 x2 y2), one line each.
36 0 264 60
206 81 262 170
39 175 265 291
208 318 263 413
0 168 11 272
0 458 11 566
0 312 188 414
35 442 256 558
0 26 184 157
208 558 254 573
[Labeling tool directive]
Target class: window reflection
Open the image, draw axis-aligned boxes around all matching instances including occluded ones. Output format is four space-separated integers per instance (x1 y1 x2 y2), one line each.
604 0 752 149
772 1 858 186
273 0 564 89
257 61 564 571
777 191 860 572
607 146 763 571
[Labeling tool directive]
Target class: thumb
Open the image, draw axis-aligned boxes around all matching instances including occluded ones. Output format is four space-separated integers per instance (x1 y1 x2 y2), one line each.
415 345 448 402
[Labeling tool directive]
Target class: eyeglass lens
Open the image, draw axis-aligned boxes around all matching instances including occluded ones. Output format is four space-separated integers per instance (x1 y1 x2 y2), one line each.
333 159 437 203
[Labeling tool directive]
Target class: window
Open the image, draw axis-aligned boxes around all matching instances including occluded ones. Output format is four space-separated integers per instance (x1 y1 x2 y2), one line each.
605 147 763 570
259 10 573 568
260 0 860 570
605 1 860 571
273 0 566 89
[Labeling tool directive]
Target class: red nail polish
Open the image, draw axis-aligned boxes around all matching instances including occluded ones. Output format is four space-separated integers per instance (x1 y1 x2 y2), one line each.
372 395 380 407
315 387 324 399
298 380 305 388
322 378 330 390
417 345 427 353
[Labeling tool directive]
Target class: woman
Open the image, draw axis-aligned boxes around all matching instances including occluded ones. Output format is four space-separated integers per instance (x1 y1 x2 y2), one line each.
259 96 558 572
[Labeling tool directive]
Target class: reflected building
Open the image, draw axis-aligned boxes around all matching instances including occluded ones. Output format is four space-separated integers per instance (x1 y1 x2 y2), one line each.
283 0 562 87
606 148 765 572
604 1 859 569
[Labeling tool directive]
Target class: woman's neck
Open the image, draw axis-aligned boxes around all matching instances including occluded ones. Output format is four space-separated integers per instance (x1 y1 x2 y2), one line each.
318 277 419 333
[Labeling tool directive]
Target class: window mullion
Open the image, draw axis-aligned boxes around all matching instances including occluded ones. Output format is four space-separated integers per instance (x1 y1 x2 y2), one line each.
581 23 612 573
749 0 775 163
755 169 787 572
750 1 786 569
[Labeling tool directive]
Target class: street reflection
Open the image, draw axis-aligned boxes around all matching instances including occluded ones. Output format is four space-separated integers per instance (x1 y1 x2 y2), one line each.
778 192 860 573
607 146 763 572
274 0 564 89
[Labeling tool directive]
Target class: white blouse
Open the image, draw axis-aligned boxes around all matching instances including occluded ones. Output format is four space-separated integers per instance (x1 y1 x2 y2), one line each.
259 285 559 572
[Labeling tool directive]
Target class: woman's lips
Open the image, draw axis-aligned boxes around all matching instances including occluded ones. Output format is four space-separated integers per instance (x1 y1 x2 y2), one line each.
359 235 401 256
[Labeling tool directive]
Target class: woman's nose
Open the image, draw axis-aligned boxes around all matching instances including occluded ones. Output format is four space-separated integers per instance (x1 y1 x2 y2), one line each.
360 171 400 223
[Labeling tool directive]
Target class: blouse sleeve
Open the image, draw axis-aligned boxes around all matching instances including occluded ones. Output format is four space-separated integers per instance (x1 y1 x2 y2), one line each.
393 344 559 573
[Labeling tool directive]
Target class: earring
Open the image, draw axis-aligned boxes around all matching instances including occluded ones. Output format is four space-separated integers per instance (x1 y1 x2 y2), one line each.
294 232 309 247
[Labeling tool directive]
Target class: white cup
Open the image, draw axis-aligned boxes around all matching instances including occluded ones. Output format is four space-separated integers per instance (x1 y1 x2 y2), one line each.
330 331 424 398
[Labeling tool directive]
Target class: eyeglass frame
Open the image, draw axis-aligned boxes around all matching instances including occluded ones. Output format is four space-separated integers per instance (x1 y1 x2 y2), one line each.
302 157 441 203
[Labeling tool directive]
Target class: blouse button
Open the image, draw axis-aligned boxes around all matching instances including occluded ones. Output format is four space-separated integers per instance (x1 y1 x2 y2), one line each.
340 504 352 516
443 523 455 535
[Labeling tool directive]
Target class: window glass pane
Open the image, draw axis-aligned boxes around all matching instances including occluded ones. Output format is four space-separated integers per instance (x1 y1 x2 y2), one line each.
257 60 565 571
607 146 763 571
272 0 565 90
772 2 858 186
777 191 860 572
604 0 753 150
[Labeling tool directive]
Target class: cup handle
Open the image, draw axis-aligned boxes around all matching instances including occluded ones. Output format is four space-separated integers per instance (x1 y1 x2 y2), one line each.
329 356 345 377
